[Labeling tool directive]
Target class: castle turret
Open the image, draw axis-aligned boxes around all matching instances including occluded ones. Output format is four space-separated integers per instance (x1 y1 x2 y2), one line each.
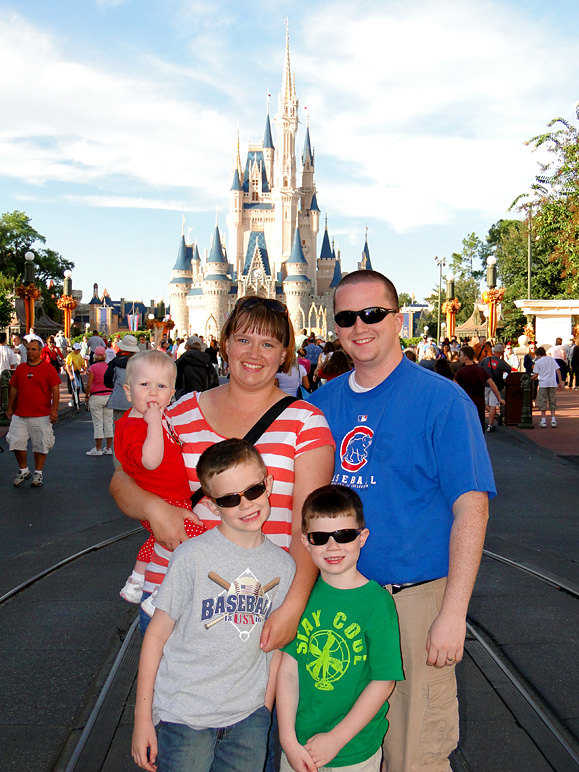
283 227 311 334
316 217 337 295
263 107 275 188
168 230 193 337
358 229 373 271
201 224 231 339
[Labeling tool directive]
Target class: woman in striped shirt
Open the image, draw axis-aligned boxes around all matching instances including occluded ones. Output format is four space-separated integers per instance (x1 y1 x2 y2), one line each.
110 296 335 651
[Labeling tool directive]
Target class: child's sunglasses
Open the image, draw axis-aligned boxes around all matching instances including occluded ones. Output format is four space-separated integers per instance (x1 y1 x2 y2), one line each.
334 307 398 328
306 528 363 546
210 480 267 509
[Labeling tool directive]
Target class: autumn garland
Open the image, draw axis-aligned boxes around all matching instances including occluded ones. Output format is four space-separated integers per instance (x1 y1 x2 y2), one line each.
481 288 505 304
441 298 462 314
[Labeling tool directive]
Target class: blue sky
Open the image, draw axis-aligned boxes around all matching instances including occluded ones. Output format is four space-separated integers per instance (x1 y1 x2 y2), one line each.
2 0 579 307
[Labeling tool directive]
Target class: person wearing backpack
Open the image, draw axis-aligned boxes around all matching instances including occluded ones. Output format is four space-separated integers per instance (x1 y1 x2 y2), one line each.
481 343 511 432
175 336 219 399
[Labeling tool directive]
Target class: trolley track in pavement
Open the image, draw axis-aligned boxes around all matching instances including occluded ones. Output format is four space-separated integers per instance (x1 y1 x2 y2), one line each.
0 520 145 772
0 526 144 606
457 549 579 772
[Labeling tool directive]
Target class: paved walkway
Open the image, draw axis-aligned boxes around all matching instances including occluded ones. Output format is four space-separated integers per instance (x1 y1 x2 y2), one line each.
508 388 579 457
0 372 82 441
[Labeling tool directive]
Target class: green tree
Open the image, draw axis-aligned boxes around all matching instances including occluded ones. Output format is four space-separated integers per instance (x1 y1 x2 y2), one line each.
0 210 74 322
485 219 567 340
398 292 412 308
513 105 579 294
448 233 489 324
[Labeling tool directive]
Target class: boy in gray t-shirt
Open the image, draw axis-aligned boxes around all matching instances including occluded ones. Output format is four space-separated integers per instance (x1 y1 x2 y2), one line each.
132 439 295 772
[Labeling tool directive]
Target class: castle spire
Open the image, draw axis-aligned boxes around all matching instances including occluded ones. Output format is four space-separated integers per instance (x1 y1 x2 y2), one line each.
282 19 293 105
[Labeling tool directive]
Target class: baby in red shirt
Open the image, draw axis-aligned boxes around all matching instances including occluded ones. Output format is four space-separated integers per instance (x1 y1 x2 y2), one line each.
115 350 205 610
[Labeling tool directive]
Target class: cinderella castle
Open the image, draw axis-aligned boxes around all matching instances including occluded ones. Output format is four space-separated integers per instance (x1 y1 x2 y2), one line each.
168 27 373 341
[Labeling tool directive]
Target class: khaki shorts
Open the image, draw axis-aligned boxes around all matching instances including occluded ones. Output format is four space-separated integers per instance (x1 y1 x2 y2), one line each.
536 387 557 411
382 578 458 772
7 415 56 454
280 748 381 772
484 385 501 407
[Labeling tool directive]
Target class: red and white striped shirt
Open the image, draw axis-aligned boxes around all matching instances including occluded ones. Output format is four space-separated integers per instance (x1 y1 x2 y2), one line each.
166 392 334 550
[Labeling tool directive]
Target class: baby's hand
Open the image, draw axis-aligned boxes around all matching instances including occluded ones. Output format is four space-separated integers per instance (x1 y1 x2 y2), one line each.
143 402 164 425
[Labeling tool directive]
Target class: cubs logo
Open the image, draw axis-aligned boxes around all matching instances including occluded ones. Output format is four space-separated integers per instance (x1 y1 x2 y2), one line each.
340 425 373 473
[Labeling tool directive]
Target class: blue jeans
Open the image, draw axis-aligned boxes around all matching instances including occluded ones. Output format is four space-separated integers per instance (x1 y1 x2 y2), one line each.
156 706 271 772
139 591 152 636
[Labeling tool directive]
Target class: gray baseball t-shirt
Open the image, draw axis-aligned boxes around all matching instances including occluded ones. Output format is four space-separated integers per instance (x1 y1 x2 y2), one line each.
152 526 295 729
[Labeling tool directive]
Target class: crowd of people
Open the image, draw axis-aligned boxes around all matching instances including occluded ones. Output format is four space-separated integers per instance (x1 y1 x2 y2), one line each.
402 331 577 432
2 283 576 772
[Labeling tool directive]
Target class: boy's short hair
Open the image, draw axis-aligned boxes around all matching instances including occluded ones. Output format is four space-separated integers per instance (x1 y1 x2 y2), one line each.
535 346 546 356
197 438 267 495
302 485 365 533
460 345 475 361
125 349 177 385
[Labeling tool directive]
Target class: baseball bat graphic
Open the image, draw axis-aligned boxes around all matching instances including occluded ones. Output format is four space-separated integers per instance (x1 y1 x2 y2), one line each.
204 576 281 629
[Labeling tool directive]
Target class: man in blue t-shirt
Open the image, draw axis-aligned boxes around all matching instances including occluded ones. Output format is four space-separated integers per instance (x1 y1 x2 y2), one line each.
310 270 496 772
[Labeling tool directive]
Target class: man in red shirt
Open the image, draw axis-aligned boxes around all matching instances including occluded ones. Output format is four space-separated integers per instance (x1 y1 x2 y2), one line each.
6 339 61 487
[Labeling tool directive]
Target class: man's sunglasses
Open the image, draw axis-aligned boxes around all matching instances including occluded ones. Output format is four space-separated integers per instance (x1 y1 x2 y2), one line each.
210 479 267 509
334 307 398 328
306 528 363 546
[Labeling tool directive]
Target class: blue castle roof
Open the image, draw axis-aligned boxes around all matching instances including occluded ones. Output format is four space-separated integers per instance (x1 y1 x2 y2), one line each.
287 228 308 266
242 150 270 194
208 225 227 264
242 231 272 276
319 226 333 260
330 258 342 288
309 192 320 212
263 114 274 150
230 168 242 191
362 238 372 270
302 125 314 166
173 235 192 272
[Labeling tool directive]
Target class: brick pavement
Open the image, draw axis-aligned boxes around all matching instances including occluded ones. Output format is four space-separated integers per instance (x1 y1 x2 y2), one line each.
508 388 579 457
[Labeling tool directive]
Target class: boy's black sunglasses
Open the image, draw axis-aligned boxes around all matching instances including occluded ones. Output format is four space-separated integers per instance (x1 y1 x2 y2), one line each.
210 479 267 509
334 307 398 328
306 528 363 546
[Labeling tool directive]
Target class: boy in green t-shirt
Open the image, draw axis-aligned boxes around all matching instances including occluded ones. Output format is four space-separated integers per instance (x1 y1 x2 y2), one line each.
277 485 404 772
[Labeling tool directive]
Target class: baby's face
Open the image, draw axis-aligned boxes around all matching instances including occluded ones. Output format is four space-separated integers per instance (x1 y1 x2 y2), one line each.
124 362 175 415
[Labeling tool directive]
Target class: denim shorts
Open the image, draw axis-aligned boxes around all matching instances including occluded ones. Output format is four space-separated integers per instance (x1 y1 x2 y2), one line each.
156 705 272 772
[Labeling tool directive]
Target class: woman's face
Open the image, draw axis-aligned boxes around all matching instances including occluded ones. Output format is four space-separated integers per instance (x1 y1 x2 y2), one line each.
226 328 286 390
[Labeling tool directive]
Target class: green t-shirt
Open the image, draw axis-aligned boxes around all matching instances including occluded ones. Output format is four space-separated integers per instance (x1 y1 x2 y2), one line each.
283 577 404 767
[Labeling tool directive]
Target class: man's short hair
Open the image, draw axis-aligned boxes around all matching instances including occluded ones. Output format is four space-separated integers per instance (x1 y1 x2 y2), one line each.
301 485 365 533
460 345 475 361
125 349 177 386
197 439 267 496
492 343 504 354
334 270 399 312
0 332 6 345
536 346 547 356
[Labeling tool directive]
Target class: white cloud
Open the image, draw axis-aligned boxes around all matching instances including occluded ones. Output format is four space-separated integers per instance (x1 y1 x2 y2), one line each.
0 10 236 205
293 0 578 231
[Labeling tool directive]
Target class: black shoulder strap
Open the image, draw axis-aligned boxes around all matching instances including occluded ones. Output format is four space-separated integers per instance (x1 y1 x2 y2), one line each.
243 395 297 445
190 395 298 508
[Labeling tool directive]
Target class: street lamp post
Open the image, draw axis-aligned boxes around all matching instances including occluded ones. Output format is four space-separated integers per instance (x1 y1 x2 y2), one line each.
435 256 446 344
442 273 460 339
57 269 78 339
482 256 504 340
16 251 42 333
